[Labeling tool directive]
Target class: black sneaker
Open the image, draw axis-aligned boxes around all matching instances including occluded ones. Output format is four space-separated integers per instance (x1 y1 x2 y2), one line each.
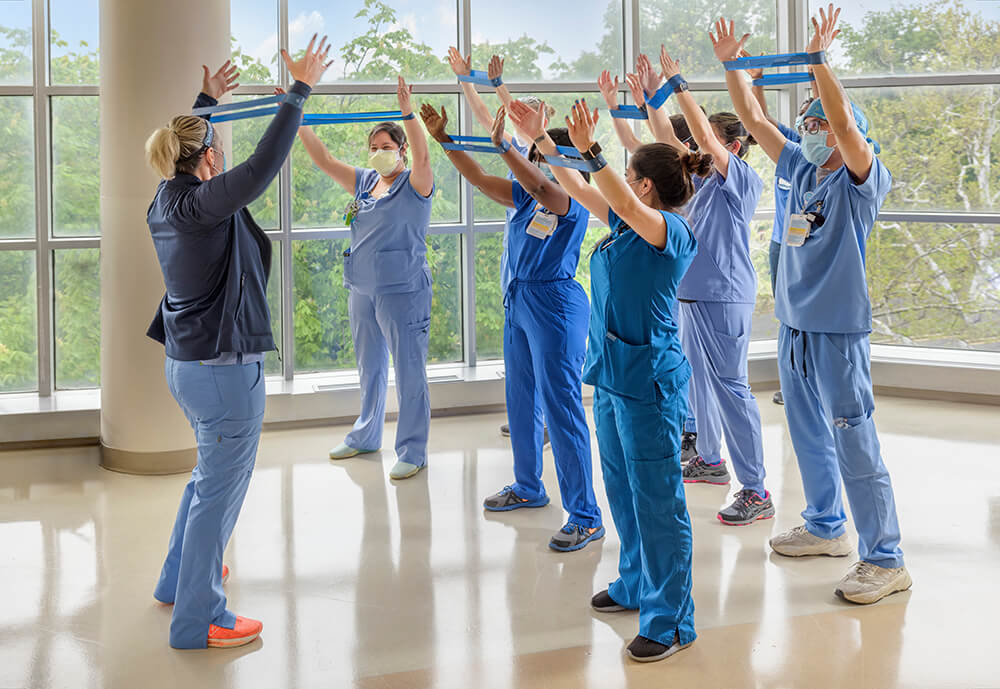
548 523 605 552
591 589 627 613
681 431 698 465
482 486 550 511
718 489 775 526
773 390 784 405
625 634 692 662
500 424 549 445
682 456 731 485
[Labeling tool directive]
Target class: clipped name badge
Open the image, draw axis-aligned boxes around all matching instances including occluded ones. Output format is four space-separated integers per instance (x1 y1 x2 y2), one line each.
527 209 557 239
786 213 811 247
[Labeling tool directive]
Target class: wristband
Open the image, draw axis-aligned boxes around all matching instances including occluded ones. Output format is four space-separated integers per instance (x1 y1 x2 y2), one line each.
668 74 688 94
644 81 672 109
609 104 648 120
534 133 547 143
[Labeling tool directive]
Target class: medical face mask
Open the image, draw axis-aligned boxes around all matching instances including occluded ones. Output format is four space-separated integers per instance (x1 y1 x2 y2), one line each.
801 131 835 167
369 149 401 177
536 161 556 182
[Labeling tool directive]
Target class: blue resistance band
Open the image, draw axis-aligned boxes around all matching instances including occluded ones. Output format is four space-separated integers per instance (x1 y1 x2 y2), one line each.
191 94 285 117
440 135 510 154
302 111 415 125
457 70 503 88
543 145 604 172
609 104 648 120
752 73 816 86
644 75 687 110
724 51 825 87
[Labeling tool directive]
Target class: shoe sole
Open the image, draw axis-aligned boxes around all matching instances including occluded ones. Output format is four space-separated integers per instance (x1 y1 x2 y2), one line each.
549 526 606 552
592 603 628 613
717 505 775 526
389 464 425 480
770 543 853 558
835 571 913 605
683 476 731 485
207 631 262 648
483 497 550 512
329 448 378 460
626 641 693 663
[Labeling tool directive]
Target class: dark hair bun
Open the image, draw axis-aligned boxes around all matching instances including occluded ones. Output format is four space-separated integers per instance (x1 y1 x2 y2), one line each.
683 151 714 178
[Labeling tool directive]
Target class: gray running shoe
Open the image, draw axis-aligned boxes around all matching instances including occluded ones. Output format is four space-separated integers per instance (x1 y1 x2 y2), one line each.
773 390 784 405
717 489 775 525
682 456 731 485
500 423 549 445
549 523 605 552
680 432 698 465
483 485 550 511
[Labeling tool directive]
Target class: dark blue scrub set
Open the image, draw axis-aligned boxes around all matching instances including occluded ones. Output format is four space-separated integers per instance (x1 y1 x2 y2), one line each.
774 141 904 568
503 182 602 530
583 209 698 648
678 153 767 495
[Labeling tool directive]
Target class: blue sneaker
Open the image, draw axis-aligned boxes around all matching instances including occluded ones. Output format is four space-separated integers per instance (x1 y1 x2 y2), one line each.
483 485 550 511
549 523 605 552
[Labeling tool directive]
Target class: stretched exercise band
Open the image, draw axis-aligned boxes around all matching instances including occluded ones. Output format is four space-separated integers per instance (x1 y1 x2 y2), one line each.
457 70 503 88
609 104 648 120
752 73 816 86
543 145 605 172
724 51 825 87
193 96 416 124
644 75 687 110
440 135 510 154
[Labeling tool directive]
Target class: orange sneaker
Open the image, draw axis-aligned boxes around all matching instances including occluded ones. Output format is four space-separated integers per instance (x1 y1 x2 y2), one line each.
207 615 263 648
154 565 231 607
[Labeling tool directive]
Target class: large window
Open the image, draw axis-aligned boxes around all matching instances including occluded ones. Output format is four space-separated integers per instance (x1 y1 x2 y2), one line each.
3 1 999 398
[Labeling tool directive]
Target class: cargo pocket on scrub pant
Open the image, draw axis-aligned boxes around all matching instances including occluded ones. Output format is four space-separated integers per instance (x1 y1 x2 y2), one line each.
407 316 431 364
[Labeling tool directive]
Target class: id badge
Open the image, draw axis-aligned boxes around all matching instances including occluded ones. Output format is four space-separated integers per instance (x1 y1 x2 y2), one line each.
786 213 811 247
527 209 557 239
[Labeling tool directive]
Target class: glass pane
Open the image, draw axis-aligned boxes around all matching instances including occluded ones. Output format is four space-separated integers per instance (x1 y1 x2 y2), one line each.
427 233 462 363
848 85 1000 213
291 94 459 227
471 0 623 81
812 0 1000 77
230 0 279 83
868 221 1000 351
0 97 35 239
749 219 778 341
49 0 99 85
232 95 279 229
639 0 777 82
52 96 100 237
0 251 38 392
474 232 503 360
54 249 100 389
293 238 353 372
289 0 457 83
265 240 282 375
0 0 32 85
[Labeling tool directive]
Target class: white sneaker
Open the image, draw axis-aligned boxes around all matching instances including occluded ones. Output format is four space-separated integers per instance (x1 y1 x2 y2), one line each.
769 525 853 557
836 561 912 604
329 442 378 460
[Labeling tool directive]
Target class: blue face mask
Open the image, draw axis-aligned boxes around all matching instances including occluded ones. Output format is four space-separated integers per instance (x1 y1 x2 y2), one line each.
801 131 834 167
537 161 556 183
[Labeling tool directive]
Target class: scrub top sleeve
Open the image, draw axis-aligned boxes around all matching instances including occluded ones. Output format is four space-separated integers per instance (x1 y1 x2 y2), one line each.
719 153 764 219
405 170 435 201
847 156 892 202
510 180 530 210
776 121 801 144
354 168 376 197
776 140 808 183
646 211 695 260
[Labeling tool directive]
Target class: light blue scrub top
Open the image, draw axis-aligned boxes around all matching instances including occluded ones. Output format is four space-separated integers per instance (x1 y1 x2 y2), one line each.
506 180 589 286
343 168 433 295
501 136 532 293
774 141 892 334
582 209 698 403
772 122 801 244
676 152 763 304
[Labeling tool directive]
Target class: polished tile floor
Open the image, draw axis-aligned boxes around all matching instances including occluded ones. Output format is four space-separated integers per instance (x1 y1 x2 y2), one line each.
2 391 999 689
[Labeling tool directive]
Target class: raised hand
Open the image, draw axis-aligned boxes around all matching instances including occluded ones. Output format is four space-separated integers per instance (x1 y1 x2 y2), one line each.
659 46 681 80
710 18 749 63
624 73 645 105
808 3 841 54
446 46 471 76
419 103 450 143
490 105 507 148
598 70 619 108
739 49 765 81
507 99 547 140
565 99 599 152
636 53 662 97
202 60 240 100
280 33 332 87
397 75 414 115
487 55 505 82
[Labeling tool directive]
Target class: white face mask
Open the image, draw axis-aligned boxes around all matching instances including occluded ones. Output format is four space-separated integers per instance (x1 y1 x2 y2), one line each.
368 149 401 177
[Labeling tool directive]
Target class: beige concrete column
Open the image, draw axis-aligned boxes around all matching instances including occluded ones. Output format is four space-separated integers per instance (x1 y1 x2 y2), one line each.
99 0 231 474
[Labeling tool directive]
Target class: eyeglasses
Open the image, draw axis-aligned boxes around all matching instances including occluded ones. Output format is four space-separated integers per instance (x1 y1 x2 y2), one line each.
796 118 828 136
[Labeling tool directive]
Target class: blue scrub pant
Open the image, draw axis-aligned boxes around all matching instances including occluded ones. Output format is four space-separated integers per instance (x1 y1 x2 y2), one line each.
155 357 266 649
504 279 601 528
346 286 432 468
768 240 782 296
679 301 766 494
778 326 904 568
594 386 696 647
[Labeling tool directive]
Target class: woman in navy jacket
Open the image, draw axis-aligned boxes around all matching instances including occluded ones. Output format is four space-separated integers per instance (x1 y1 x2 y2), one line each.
143 38 330 650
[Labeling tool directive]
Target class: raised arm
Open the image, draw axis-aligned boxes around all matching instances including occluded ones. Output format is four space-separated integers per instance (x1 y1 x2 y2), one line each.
192 36 330 221
635 54 687 154
568 100 669 250
397 76 433 197
419 103 514 207
624 73 656 139
273 86 355 193
660 47 732 178
711 19 788 165
808 4 873 181
493 106 571 216
508 99 610 220
598 70 642 153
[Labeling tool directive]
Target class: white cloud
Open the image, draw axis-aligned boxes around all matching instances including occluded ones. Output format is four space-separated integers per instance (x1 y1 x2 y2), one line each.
249 10 326 66
391 12 419 42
